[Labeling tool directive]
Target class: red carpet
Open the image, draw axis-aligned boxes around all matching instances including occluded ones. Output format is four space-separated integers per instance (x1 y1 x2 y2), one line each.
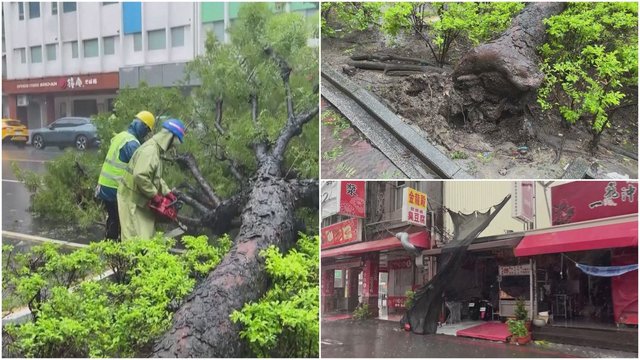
456 322 511 342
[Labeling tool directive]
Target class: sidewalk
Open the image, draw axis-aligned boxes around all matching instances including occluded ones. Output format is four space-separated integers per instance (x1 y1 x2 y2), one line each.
321 318 638 358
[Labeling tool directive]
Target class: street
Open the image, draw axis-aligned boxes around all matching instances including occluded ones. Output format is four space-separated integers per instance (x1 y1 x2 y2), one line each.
1 144 102 245
321 319 638 358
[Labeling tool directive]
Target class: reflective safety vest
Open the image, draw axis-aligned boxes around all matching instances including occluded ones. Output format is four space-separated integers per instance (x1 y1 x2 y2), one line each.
97 131 138 189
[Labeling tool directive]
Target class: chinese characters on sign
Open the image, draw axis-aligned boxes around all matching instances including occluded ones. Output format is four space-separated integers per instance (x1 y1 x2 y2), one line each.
339 181 366 218
499 264 531 276
401 187 428 226
321 218 362 249
512 181 535 223
63 76 98 90
588 181 636 209
551 181 638 225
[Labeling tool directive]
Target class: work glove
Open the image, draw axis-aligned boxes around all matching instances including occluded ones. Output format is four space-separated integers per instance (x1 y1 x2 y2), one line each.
150 194 164 207
166 192 178 203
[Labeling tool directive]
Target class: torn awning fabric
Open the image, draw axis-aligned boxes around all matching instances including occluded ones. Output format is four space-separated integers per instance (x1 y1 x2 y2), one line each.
401 195 512 335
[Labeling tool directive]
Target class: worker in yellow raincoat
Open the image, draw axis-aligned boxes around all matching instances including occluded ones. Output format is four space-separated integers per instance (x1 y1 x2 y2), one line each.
117 118 186 240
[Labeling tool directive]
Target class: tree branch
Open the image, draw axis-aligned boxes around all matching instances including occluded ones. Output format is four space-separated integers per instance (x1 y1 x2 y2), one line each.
172 189 209 214
251 92 269 162
289 178 319 209
174 153 221 207
272 107 319 162
214 97 225 135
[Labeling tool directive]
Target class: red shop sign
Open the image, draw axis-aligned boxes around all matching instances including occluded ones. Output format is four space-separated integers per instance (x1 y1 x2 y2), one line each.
388 258 413 270
551 181 638 225
339 181 366 218
321 218 362 249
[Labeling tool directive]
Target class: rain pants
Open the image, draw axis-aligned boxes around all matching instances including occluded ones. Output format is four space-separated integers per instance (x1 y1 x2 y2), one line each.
117 129 173 240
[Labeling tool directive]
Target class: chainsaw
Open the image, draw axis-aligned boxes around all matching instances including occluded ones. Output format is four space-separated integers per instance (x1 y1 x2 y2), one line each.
148 194 188 238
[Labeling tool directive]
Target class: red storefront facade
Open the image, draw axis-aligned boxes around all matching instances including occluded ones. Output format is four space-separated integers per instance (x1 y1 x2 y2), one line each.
2 72 119 128
514 181 638 326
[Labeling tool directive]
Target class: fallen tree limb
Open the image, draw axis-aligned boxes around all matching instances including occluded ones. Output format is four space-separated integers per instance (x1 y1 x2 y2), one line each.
350 54 435 66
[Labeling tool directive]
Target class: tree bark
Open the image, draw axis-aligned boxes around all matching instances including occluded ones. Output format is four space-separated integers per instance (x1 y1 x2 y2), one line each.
152 161 316 357
451 3 566 123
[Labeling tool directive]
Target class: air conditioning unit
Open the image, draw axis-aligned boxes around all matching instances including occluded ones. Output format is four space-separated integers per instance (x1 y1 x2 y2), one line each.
17 95 28 106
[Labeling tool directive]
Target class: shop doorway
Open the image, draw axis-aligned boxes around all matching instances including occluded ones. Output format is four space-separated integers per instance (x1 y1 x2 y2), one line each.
536 250 619 329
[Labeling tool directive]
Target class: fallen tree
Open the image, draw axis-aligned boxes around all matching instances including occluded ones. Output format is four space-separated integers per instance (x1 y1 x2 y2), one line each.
151 6 319 357
452 2 566 124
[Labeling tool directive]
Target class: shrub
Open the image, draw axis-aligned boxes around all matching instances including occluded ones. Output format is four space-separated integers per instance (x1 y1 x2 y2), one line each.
404 289 415 309
352 303 373 320
537 2 638 149
230 233 318 358
507 318 528 338
3 234 231 357
381 2 524 66
514 297 528 321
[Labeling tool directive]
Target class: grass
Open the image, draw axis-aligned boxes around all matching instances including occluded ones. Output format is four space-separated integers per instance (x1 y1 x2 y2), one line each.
450 150 468 160
336 162 357 177
322 110 352 139
323 146 344 161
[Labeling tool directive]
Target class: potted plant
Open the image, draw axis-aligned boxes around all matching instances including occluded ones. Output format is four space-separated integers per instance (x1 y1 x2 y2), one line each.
507 319 531 345
404 290 415 309
514 297 531 330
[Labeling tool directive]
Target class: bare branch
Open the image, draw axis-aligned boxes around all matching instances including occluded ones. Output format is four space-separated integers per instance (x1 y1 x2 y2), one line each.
214 97 225 135
251 92 269 162
272 107 319 162
172 189 209 214
174 153 221 207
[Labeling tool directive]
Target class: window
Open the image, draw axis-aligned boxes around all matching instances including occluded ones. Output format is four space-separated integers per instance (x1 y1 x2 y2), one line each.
83 38 98 57
103 36 115 55
71 41 78 58
51 2 58 15
147 29 166 50
46 44 57 61
133 33 142 52
28 2 40 18
18 2 24 20
171 26 185 48
30 46 42 63
16 48 26 63
62 2 76 13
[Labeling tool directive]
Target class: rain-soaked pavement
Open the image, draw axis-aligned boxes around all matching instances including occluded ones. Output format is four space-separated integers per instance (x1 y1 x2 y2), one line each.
321 319 638 358
2 145 102 245
321 99 404 179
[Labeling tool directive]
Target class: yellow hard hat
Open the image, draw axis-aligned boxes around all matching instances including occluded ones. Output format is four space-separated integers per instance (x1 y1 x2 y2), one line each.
135 111 156 130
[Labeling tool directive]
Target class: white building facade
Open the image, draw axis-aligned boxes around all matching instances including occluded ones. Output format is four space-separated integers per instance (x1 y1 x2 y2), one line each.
2 1 318 128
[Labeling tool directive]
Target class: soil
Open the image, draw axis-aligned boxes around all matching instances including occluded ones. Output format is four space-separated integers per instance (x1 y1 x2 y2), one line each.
322 29 638 179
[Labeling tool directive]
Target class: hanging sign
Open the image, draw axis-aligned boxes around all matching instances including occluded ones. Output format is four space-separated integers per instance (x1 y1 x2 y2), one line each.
401 187 427 226
321 218 362 249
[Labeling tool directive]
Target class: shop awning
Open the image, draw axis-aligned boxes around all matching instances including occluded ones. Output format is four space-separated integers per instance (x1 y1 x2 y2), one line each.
514 217 638 257
321 231 428 259
422 232 524 256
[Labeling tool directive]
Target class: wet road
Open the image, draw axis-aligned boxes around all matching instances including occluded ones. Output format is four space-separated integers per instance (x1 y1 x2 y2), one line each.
321 319 637 358
2 144 102 243
321 99 404 179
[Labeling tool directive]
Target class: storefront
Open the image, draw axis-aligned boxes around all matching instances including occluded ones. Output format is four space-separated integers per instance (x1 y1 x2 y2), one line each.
2 72 118 128
515 181 638 327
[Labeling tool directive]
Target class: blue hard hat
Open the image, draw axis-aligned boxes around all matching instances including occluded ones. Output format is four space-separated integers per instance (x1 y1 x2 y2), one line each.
162 118 185 143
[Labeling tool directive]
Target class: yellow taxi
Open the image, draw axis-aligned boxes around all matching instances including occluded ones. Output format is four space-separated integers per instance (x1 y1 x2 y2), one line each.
2 118 29 146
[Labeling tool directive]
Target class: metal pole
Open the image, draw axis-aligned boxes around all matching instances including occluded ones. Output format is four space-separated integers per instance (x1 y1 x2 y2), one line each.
530 258 534 320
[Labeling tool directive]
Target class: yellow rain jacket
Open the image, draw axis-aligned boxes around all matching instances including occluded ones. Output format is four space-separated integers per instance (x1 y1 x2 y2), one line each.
117 129 174 240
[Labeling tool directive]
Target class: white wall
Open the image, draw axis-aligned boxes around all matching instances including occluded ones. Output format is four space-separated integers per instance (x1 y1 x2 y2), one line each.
443 181 554 238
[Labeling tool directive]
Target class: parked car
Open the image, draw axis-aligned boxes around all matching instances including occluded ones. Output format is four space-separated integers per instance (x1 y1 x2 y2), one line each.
2 118 29 147
31 117 100 151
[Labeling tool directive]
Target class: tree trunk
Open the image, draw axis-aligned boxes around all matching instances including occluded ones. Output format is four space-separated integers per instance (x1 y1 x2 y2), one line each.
451 3 566 124
152 158 316 357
